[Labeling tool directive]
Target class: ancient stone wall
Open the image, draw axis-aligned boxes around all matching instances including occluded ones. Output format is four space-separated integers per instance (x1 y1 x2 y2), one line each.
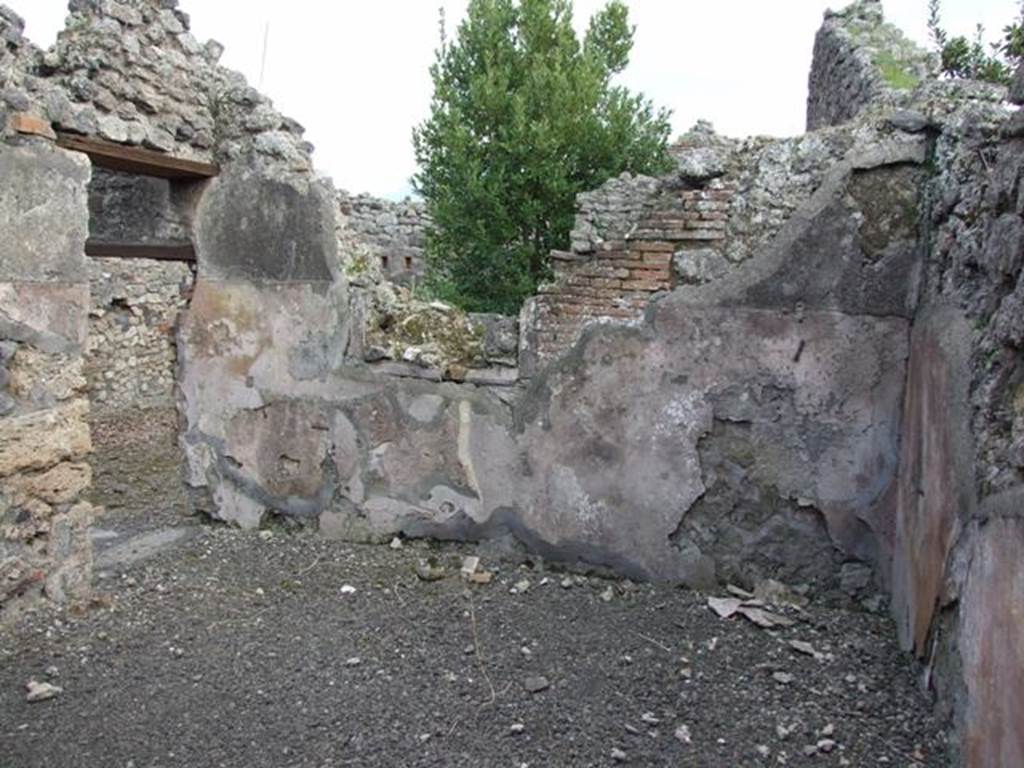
83 167 197 411
85 256 193 410
180 114 925 598
806 0 932 131
0 0 317 616
337 191 428 284
520 123 860 372
0 137 94 615
887 89 1024 768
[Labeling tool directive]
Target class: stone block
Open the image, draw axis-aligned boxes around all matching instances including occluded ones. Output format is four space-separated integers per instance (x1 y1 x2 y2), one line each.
0 399 92 479
195 162 338 282
0 144 89 283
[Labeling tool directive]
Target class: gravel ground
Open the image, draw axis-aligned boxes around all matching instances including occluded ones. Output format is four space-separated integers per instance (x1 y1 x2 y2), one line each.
1 406 949 767
1 522 948 768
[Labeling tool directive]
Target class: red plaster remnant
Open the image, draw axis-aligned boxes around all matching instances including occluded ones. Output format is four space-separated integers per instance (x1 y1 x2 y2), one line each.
533 185 734 362
891 330 961 656
961 518 1024 768
8 112 56 141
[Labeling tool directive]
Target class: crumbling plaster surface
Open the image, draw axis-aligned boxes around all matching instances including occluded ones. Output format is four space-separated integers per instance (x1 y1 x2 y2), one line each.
179 124 923 595
0 139 94 613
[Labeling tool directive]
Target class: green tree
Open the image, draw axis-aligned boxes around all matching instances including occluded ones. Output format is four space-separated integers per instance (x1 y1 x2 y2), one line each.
927 0 1024 85
413 0 673 314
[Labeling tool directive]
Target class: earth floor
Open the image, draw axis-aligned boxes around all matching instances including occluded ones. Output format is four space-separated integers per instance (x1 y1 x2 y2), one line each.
0 409 949 768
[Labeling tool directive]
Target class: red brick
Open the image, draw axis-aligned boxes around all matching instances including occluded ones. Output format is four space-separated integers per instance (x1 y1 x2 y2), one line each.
8 112 56 140
632 241 675 252
621 279 666 291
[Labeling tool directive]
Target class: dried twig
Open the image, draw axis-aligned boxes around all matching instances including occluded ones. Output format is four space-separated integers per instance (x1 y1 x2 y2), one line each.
465 590 497 707
632 630 673 654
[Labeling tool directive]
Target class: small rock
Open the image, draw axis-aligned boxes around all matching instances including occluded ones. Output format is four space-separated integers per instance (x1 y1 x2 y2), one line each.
257 530 273 542
44 666 59 678
817 739 837 753
25 680 62 702
726 584 755 599
509 723 525 735
460 556 481 578
345 657 362 667
788 639 824 660
772 672 794 685
340 584 357 595
753 579 808 609
389 537 403 550
887 110 929 134
737 605 796 629
523 675 550 694
803 744 819 756
611 747 628 762
415 558 446 582
510 578 531 595
674 723 692 744
708 596 743 618
756 744 771 758
641 712 660 725
560 577 573 589
600 586 614 603
821 723 835 737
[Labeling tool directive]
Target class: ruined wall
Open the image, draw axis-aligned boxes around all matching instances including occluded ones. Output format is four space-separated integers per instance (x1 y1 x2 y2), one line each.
0 136 94 613
85 257 193 410
521 123 863 372
806 0 933 131
520 174 719 371
886 89 1024 768
84 167 198 411
0 0 322 616
180 116 926 600
337 191 428 284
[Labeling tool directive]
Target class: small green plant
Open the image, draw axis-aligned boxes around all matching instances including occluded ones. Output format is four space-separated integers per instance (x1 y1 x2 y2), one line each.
927 0 1024 85
875 51 921 90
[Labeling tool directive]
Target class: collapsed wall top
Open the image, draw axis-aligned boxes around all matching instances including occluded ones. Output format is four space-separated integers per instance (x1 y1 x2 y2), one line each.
807 0 934 131
0 0 315 175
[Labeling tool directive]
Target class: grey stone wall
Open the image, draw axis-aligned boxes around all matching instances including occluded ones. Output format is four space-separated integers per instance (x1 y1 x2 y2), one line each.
2 0 314 171
337 191 429 284
85 257 193 410
88 168 196 243
887 95 1024 768
806 0 933 131
180 119 927 599
0 138 94 615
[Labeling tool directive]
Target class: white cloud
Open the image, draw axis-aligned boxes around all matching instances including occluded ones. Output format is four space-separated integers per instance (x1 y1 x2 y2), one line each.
17 0 1022 199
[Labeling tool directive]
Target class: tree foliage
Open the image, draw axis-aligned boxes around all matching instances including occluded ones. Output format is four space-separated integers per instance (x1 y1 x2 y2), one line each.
412 0 673 314
927 0 1024 85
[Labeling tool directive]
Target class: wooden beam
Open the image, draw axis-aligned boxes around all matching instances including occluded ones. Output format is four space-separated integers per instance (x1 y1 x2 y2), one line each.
56 133 219 180
85 240 196 262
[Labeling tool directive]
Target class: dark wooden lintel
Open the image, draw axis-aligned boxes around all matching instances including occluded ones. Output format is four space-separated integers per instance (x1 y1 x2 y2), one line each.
86 240 196 262
56 133 219 180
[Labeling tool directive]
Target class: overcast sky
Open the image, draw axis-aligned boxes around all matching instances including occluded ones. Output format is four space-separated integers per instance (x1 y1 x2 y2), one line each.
19 1 1020 199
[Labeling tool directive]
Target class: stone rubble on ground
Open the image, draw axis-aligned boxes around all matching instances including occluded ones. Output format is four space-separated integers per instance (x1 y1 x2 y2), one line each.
25 679 62 702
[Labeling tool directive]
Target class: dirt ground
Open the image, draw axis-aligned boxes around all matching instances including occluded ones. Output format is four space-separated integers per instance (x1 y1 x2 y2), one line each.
0 408 949 768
